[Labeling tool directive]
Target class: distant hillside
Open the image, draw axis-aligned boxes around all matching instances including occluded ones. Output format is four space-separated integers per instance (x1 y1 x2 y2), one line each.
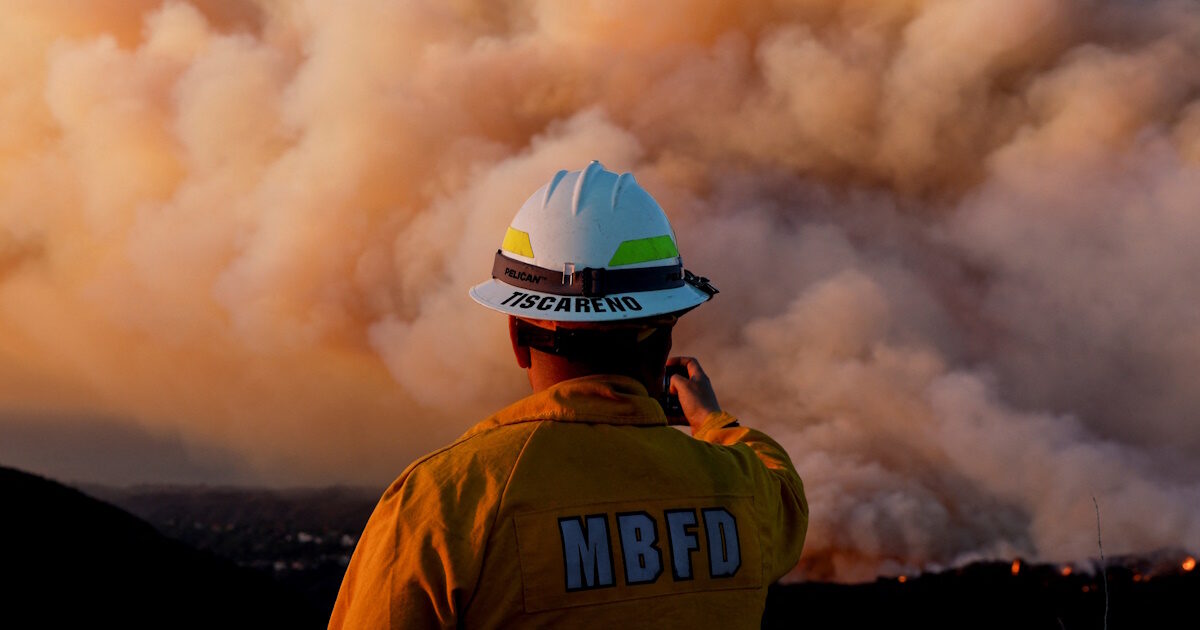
88 483 379 613
86 483 378 535
0 465 323 629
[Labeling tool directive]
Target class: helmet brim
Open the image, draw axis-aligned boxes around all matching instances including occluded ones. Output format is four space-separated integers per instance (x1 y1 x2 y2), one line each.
469 279 711 322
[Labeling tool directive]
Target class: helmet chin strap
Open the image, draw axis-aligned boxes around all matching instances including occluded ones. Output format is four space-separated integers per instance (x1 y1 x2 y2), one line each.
514 319 664 357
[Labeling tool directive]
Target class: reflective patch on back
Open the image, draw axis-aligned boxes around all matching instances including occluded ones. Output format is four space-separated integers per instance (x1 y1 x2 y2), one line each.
513 496 761 612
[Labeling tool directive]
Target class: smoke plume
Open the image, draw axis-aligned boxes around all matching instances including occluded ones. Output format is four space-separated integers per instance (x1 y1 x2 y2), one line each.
2 0 1199 581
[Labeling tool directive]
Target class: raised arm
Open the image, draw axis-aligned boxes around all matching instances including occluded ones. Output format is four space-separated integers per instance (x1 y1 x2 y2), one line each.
668 356 809 581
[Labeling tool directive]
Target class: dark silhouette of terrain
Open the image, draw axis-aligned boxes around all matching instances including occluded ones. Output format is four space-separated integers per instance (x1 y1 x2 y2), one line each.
763 558 1199 629
1 465 322 629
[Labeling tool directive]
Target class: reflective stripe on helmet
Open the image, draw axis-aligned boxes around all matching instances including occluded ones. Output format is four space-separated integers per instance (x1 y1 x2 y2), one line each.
608 235 679 267
502 227 535 258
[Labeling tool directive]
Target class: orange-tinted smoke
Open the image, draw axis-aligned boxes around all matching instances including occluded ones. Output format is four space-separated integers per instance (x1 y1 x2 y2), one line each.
1 0 1199 581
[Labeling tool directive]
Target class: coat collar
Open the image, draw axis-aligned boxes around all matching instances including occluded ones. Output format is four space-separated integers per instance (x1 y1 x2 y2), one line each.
463 375 668 439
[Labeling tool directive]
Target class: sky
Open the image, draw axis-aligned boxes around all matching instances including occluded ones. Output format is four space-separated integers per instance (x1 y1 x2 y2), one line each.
1 0 1199 581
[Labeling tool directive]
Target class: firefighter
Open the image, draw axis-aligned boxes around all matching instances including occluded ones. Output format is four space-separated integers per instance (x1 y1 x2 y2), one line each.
330 162 808 629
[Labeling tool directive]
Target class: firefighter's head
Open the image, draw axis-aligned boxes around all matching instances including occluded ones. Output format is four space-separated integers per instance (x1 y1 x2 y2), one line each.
470 162 717 390
506 314 678 395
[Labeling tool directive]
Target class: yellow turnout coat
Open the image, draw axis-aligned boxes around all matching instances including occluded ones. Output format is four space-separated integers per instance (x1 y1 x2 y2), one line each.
330 375 807 628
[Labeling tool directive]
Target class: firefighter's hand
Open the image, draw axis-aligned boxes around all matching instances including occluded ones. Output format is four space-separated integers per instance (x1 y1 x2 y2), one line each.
666 356 722 431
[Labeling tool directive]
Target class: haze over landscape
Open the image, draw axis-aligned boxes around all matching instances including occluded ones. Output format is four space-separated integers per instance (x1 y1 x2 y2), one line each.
2 0 1199 581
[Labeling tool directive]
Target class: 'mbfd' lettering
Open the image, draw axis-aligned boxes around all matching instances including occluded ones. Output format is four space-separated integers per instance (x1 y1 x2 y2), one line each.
616 512 662 585
702 508 740 578
557 506 740 590
665 509 700 580
558 515 614 591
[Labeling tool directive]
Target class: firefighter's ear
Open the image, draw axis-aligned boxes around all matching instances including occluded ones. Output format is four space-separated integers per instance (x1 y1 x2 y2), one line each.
509 316 531 369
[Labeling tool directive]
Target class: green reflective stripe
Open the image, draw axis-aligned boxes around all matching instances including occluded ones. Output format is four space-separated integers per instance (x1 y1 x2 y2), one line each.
608 235 679 266
502 227 534 258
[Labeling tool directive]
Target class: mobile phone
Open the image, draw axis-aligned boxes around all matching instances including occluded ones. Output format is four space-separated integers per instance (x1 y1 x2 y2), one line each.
659 365 688 423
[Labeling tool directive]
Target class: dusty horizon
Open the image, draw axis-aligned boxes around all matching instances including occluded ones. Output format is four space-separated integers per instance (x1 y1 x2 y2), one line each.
2 0 1199 581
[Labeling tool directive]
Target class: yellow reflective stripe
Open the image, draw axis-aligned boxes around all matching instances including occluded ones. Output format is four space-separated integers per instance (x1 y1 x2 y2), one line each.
502 227 534 258
608 235 679 266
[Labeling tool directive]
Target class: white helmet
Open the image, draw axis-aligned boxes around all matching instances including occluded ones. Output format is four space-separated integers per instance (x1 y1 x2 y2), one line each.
469 161 717 322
